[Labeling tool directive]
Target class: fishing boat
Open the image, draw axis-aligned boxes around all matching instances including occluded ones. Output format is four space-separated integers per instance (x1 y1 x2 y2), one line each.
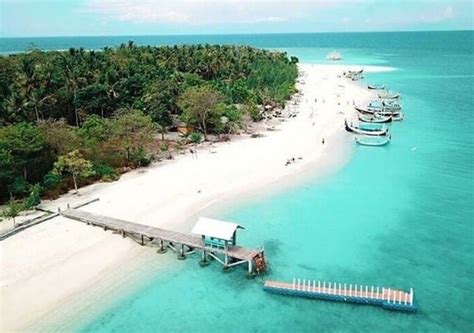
378 90 401 99
381 100 402 111
355 135 391 146
343 68 364 79
368 84 385 90
327 51 342 61
350 68 364 74
358 113 392 123
355 102 402 116
391 112 405 121
367 100 402 112
345 120 389 136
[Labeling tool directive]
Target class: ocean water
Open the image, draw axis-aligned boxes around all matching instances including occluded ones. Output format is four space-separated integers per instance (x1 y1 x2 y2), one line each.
2 31 473 332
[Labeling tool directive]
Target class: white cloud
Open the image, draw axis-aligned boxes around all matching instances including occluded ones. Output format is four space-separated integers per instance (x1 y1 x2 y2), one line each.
419 5 456 23
82 0 359 25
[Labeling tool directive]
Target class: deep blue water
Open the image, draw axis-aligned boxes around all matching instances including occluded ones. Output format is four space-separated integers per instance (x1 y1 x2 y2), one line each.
3 31 472 332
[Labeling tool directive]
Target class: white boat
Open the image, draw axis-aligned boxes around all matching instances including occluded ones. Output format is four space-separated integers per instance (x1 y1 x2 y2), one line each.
344 69 364 81
345 120 389 136
355 135 391 146
368 84 385 90
391 112 405 121
358 114 392 123
327 51 342 61
378 90 401 99
355 104 401 117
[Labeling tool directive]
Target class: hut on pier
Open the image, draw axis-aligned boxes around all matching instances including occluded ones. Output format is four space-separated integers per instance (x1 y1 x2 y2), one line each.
192 217 243 247
191 217 264 274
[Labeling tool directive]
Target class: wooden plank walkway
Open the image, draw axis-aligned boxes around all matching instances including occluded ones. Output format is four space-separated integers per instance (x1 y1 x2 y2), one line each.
61 209 261 261
264 279 416 312
0 198 99 241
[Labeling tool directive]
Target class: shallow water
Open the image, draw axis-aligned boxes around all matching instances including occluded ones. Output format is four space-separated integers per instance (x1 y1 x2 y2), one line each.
3 31 472 332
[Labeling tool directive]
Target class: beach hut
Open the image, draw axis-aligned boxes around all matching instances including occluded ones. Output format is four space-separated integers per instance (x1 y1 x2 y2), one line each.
192 217 244 248
192 217 255 271
176 121 194 135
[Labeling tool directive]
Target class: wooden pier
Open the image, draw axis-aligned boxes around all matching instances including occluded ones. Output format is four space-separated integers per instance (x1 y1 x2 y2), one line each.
264 279 416 312
60 208 266 276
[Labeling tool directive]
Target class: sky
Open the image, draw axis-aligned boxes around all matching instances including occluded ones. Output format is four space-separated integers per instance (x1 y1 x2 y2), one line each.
0 0 472 37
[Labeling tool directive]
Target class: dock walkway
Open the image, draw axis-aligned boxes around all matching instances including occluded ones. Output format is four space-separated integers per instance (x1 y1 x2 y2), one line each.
61 208 264 274
264 279 416 312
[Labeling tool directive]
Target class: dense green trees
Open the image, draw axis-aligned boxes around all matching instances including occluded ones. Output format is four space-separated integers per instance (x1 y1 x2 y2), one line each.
0 111 155 203
0 44 297 127
178 86 224 140
0 43 297 205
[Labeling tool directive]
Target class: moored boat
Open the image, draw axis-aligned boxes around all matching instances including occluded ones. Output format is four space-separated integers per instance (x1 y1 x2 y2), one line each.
355 104 401 117
345 120 389 136
358 113 392 123
327 51 342 60
355 135 391 146
343 68 364 79
369 100 402 111
368 84 385 90
391 112 405 121
378 90 400 99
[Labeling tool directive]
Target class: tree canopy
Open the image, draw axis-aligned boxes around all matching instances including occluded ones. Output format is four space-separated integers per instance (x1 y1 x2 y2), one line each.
0 44 297 126
0 43 298 205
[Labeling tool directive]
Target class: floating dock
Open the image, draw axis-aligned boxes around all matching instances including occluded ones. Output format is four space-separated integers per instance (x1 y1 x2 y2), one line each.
60 208 266 276
264 279 416 312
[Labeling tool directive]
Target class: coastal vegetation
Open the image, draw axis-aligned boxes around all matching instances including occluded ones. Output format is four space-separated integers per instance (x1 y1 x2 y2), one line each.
0 43 298 205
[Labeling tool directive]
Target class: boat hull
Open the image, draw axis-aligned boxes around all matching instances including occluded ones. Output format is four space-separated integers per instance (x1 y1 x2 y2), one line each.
345 120 388 136
368 84 385 90
355 136 391 146
355 106 401 117
378 92 400 99
391 112 405 121
358 114 392 123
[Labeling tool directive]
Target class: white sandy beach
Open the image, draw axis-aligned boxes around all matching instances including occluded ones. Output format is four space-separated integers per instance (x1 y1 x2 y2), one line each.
0 64 385 332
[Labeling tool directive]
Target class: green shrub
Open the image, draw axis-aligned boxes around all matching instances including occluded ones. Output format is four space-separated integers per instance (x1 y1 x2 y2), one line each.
93 164 120 182
24 184 42 209
129 148 153 167
190 132 202 144
9 177 30 197
243 103 262 122
1 199 24 226
42 171 62 190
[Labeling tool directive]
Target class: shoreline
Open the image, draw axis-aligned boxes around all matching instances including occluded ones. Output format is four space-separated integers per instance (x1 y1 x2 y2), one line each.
0 63 382 332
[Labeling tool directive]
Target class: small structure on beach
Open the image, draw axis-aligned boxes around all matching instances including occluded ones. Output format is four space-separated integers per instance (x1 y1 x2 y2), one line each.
192 217 266 275
176 121 194 135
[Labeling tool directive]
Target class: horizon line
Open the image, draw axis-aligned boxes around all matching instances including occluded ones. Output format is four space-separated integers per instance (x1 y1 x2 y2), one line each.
1 29 473 39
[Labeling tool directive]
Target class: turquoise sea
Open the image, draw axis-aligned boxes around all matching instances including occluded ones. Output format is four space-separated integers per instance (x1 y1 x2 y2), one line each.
2 31 473 332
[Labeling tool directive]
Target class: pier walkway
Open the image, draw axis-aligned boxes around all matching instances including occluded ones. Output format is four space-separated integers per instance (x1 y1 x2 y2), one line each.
61 208 265 274
264 279 416 312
